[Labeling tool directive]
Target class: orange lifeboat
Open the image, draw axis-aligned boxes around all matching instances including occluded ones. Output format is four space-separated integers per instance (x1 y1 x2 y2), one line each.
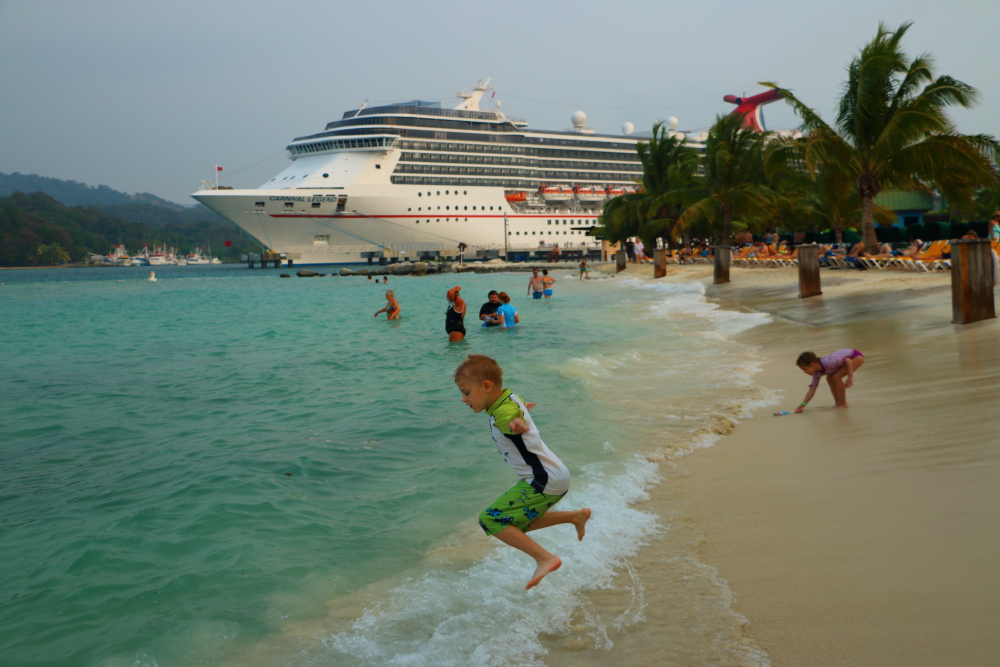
574 185 607 203
539 185 574 202
505 191 527 202
608 186 625 197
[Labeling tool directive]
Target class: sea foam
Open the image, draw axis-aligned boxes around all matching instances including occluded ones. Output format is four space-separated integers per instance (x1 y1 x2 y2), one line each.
315 458 661 667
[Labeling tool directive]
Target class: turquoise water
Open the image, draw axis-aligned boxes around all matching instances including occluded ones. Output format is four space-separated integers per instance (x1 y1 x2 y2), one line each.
1 264 771 666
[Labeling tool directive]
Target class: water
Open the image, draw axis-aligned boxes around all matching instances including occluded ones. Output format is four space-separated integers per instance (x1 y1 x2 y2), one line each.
1 264 773 666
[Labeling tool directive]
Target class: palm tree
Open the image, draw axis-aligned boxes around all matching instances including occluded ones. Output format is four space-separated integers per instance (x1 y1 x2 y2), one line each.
673 113 771 246
598 121 699 248
763 22 999 252
33 243 70 266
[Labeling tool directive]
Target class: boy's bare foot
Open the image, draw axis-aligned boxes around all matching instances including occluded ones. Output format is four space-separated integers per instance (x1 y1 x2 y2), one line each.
572 508 592 541
833 403 849 409
526 555 562 590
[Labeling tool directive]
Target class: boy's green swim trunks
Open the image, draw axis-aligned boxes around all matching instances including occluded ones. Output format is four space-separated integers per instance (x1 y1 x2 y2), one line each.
479 480 565 536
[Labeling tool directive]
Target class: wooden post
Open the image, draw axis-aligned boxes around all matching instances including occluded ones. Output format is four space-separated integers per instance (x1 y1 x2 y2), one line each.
797 244 822 298
653 248 667 278
713 246 730 284
951 239 996 324
616 248 627 273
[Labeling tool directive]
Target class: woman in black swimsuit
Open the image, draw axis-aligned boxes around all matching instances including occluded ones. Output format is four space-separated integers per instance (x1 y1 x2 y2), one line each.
445 286 466 341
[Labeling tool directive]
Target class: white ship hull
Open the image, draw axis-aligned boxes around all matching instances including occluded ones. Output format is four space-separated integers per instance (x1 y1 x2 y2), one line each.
193 185 600 265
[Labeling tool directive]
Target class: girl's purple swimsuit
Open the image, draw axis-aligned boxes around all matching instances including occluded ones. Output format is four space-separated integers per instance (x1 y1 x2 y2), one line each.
809 349 863 387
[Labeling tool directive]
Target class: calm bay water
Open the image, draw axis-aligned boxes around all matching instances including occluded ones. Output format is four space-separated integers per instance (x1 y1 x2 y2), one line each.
1 264 772 667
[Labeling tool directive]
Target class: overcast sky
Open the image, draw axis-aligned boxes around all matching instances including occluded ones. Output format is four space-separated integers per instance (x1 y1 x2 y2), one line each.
1 0 997 205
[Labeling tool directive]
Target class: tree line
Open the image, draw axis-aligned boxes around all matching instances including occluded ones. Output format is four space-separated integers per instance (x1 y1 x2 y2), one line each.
599 23 1000 253
0 191 258 267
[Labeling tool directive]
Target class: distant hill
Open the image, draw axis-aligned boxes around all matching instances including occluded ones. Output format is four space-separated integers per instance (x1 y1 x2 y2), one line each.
0 172 228 226
0 191 259 267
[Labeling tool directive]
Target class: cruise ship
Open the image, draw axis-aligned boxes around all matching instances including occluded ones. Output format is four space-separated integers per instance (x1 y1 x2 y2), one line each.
192 78 661 265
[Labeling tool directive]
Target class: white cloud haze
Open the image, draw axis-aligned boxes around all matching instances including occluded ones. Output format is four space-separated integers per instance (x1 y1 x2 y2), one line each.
1 0 996 204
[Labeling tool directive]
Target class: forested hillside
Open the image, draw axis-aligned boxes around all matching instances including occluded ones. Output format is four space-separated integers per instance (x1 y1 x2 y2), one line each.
0 191 258 267
0 172 228 226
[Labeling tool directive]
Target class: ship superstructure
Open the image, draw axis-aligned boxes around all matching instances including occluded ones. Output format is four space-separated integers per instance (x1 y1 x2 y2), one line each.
193 79 686 265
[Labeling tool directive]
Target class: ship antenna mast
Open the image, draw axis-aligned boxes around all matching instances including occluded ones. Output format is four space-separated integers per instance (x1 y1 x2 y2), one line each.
454 77 493 111
352 99 372 118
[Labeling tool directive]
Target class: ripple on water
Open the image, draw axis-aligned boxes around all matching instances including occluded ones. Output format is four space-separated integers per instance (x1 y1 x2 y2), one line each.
1 266 772 666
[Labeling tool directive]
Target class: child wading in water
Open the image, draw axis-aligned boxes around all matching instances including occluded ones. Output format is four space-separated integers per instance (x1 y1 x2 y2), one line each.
794 349 865 411
454 354 591 589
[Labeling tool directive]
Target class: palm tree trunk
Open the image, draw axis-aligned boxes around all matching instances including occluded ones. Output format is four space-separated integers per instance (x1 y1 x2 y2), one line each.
721 205 733 247
860 195 878 252
858 175 879 253
834 218 844 245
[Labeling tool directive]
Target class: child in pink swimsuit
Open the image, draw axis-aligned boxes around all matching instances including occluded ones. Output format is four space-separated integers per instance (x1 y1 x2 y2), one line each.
794 349 865 411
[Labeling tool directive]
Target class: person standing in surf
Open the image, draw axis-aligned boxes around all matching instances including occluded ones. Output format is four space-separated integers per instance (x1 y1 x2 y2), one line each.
454 354 591 590
374 289 401 320
542 270 556 297
527 269 544 300
445 286 466 341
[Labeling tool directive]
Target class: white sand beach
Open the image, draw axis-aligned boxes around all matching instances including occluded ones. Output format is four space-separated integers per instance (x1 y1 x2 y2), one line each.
569 262 1000 666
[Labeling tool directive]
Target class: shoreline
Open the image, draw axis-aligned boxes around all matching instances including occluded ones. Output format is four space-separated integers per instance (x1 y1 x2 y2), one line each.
594 263 1000 665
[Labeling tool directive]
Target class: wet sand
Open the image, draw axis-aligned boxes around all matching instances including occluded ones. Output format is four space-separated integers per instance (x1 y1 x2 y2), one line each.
599 263 1000 665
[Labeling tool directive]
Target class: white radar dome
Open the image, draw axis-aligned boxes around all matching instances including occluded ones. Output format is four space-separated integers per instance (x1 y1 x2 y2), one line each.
667 116 679 129
571 110 587 128
621 122 634 135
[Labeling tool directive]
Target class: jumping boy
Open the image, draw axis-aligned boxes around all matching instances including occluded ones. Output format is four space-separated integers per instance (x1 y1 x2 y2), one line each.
454 354 591 589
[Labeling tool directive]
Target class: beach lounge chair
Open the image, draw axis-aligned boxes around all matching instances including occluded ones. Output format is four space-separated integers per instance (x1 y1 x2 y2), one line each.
896 240 946 271
912 241 950 271
885 242 931 270
731 246 754 266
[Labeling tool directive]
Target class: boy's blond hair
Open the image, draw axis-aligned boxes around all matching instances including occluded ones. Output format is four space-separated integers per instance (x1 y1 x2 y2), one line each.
454 354 503 385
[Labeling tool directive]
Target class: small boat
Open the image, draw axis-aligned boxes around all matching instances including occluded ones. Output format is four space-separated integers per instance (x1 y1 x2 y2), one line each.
505 191 527 202
574 185 607 203
132 245 151 266
608 186 625 197
539 185 574 202
148 245 172 266
106 244 132 266
185 248 211 265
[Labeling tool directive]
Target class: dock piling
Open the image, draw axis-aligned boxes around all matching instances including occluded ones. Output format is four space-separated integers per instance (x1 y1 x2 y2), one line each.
951 239 996 324
797 244 822 298
713 247 731 284
653 249 667 278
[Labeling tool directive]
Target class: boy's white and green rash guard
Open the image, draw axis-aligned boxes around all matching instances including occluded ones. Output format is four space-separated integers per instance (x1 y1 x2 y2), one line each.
485 389 570 496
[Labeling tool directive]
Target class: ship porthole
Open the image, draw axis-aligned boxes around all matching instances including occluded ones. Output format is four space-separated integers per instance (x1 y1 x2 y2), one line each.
322 173 329 178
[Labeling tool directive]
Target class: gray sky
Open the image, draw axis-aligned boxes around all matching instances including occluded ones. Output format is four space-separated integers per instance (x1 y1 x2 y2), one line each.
1 0 997 205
